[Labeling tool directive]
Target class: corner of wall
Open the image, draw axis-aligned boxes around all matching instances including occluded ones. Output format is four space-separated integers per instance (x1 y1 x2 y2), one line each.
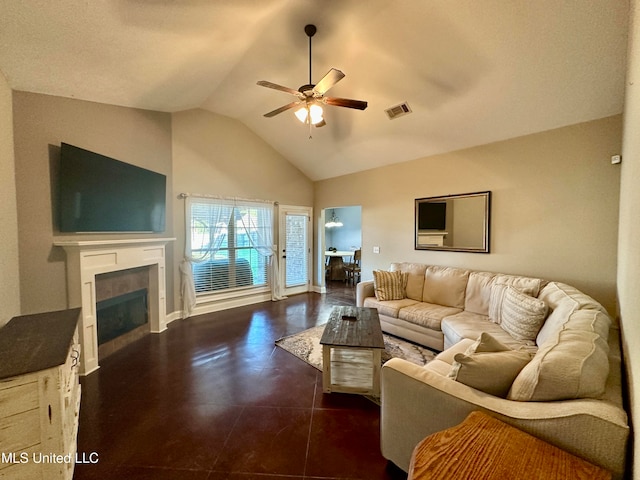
0 69 21 323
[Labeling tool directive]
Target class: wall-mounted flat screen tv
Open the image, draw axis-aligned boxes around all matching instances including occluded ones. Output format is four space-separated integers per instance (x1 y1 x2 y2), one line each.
58 143 166 233
417 201 446 230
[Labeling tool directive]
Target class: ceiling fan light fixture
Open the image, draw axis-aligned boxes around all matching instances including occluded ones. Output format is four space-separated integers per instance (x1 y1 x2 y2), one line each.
295 103 324 125
257 24 367 129
309 103 324 124
294 106 308 123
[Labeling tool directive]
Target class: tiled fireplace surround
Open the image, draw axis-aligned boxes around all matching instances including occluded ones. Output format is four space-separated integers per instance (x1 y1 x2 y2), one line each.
54 238 174 375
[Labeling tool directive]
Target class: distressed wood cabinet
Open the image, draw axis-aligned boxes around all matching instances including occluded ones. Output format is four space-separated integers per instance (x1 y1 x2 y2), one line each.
0 308 81 480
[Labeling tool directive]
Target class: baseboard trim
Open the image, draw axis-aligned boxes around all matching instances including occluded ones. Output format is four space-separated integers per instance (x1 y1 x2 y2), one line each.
166 310 182 325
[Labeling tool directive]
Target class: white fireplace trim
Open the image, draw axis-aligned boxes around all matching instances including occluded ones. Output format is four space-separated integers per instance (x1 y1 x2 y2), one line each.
54 237 175 375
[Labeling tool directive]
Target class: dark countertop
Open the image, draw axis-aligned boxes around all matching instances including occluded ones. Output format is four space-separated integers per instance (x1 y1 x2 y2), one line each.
0 308 80 380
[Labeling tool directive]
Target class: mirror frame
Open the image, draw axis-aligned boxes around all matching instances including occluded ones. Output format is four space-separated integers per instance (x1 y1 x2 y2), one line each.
414 191 491 253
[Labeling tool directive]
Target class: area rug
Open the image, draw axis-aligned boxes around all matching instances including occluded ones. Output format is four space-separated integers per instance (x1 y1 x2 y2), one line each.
275 324 436 371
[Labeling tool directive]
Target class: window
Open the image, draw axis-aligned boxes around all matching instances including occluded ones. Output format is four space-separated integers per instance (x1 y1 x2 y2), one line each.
188 198 272 295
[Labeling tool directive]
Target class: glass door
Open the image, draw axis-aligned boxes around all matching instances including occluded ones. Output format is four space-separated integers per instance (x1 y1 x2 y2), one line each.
279 206 312 296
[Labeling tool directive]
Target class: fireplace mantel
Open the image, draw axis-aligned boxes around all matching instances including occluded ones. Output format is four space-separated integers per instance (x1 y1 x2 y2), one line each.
54 237 175 375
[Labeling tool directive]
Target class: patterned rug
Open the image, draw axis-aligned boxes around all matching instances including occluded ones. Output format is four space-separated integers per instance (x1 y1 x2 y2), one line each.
275 324 436 371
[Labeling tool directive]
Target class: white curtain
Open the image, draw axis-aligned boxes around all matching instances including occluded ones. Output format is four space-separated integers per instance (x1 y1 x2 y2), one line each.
180 195 283 319
238 202 286 301
180 197 233 318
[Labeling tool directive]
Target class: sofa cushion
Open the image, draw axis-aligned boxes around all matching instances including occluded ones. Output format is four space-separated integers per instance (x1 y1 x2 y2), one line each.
536 281 608 346
363 297 419 318
492 274 544 297
500 287 549 344
398 303 463 331
441 311 538 352
390 263 428 301
448 349 533 397
422 266 469 308
464 271 496 315
373 270 407 301
508 308 612 401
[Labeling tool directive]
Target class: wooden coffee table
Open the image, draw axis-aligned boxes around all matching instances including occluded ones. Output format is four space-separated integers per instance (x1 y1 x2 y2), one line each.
320 306 385 397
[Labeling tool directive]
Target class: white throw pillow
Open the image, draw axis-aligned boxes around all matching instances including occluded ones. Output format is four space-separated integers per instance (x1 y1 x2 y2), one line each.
488 283 508 324
500 287 549 343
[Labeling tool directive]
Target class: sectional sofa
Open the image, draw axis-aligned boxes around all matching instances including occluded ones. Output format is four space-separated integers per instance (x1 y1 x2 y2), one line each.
355 262 629 478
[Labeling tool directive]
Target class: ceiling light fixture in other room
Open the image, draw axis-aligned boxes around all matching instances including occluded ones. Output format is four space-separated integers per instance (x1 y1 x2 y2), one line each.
325 210 343 228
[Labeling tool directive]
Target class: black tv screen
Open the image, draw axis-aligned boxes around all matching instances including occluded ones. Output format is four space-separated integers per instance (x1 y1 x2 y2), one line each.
58 143 166 233
418 202 446 230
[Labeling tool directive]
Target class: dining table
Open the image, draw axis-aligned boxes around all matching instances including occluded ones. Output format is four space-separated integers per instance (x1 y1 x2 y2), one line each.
325 250 354 281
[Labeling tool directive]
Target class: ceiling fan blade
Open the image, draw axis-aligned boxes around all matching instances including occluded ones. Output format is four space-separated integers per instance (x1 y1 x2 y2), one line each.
257 80 304 98
324 97 368 110
315 119 327 128
313 68 345 96
263 101 301 118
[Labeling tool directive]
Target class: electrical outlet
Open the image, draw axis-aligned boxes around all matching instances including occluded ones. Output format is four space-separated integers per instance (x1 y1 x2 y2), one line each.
373 246 380 254
611 155 622 164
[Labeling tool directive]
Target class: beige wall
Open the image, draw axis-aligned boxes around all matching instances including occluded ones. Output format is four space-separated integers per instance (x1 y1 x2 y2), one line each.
0 71 20 325
315 115 622 314
171 108 314 311
618 0 640 477
12 92 174 314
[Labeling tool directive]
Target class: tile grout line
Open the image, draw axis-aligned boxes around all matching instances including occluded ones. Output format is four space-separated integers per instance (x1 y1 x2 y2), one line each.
303 378 320 478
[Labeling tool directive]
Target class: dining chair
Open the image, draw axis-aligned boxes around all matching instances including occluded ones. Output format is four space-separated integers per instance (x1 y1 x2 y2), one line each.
343 249 361 285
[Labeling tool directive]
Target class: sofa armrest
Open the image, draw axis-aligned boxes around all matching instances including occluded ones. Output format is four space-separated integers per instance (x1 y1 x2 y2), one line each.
381 358 629 478
356 280 374 307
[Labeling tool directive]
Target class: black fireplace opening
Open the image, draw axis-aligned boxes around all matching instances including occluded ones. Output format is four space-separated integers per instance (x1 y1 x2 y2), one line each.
97 289 148 345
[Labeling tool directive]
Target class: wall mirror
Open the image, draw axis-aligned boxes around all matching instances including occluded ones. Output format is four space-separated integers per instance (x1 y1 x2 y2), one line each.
415 191 491 253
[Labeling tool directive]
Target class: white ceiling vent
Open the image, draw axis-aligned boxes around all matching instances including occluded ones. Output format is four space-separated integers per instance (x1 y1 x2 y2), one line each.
385 102 412 120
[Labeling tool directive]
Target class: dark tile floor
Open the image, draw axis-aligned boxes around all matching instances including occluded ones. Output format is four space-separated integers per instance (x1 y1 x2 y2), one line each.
74 282 408 480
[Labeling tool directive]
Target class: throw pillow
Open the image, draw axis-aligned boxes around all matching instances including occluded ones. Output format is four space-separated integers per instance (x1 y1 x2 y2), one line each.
500 287 549 343
488 283 508 324
372 270 406 301
465 331 512 354
448 350 533 397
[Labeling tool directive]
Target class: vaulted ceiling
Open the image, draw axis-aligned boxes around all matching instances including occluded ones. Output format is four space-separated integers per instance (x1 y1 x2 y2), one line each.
0 1 629 180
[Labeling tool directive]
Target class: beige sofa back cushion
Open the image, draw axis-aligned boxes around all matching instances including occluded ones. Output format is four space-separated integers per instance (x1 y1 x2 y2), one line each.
464 272 496 315
492 274 544 297
422 266 469 309
536 282 607 346
508 308 611 401
390 263 428 301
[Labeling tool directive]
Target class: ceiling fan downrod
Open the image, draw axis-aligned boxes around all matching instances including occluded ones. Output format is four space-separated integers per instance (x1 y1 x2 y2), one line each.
305 24 316 87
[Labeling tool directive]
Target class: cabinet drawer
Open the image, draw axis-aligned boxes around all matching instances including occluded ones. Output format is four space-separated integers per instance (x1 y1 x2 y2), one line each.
0 409 40 453
0 380 38 418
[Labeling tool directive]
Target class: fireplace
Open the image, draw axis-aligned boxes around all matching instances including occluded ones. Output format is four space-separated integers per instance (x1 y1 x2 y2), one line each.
54 238 174 375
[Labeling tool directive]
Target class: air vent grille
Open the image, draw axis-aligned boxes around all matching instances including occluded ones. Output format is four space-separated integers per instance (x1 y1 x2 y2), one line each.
385 102 412 120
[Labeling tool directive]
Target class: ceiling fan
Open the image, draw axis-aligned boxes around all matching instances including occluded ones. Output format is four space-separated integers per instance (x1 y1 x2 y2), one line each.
257 24 368 130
